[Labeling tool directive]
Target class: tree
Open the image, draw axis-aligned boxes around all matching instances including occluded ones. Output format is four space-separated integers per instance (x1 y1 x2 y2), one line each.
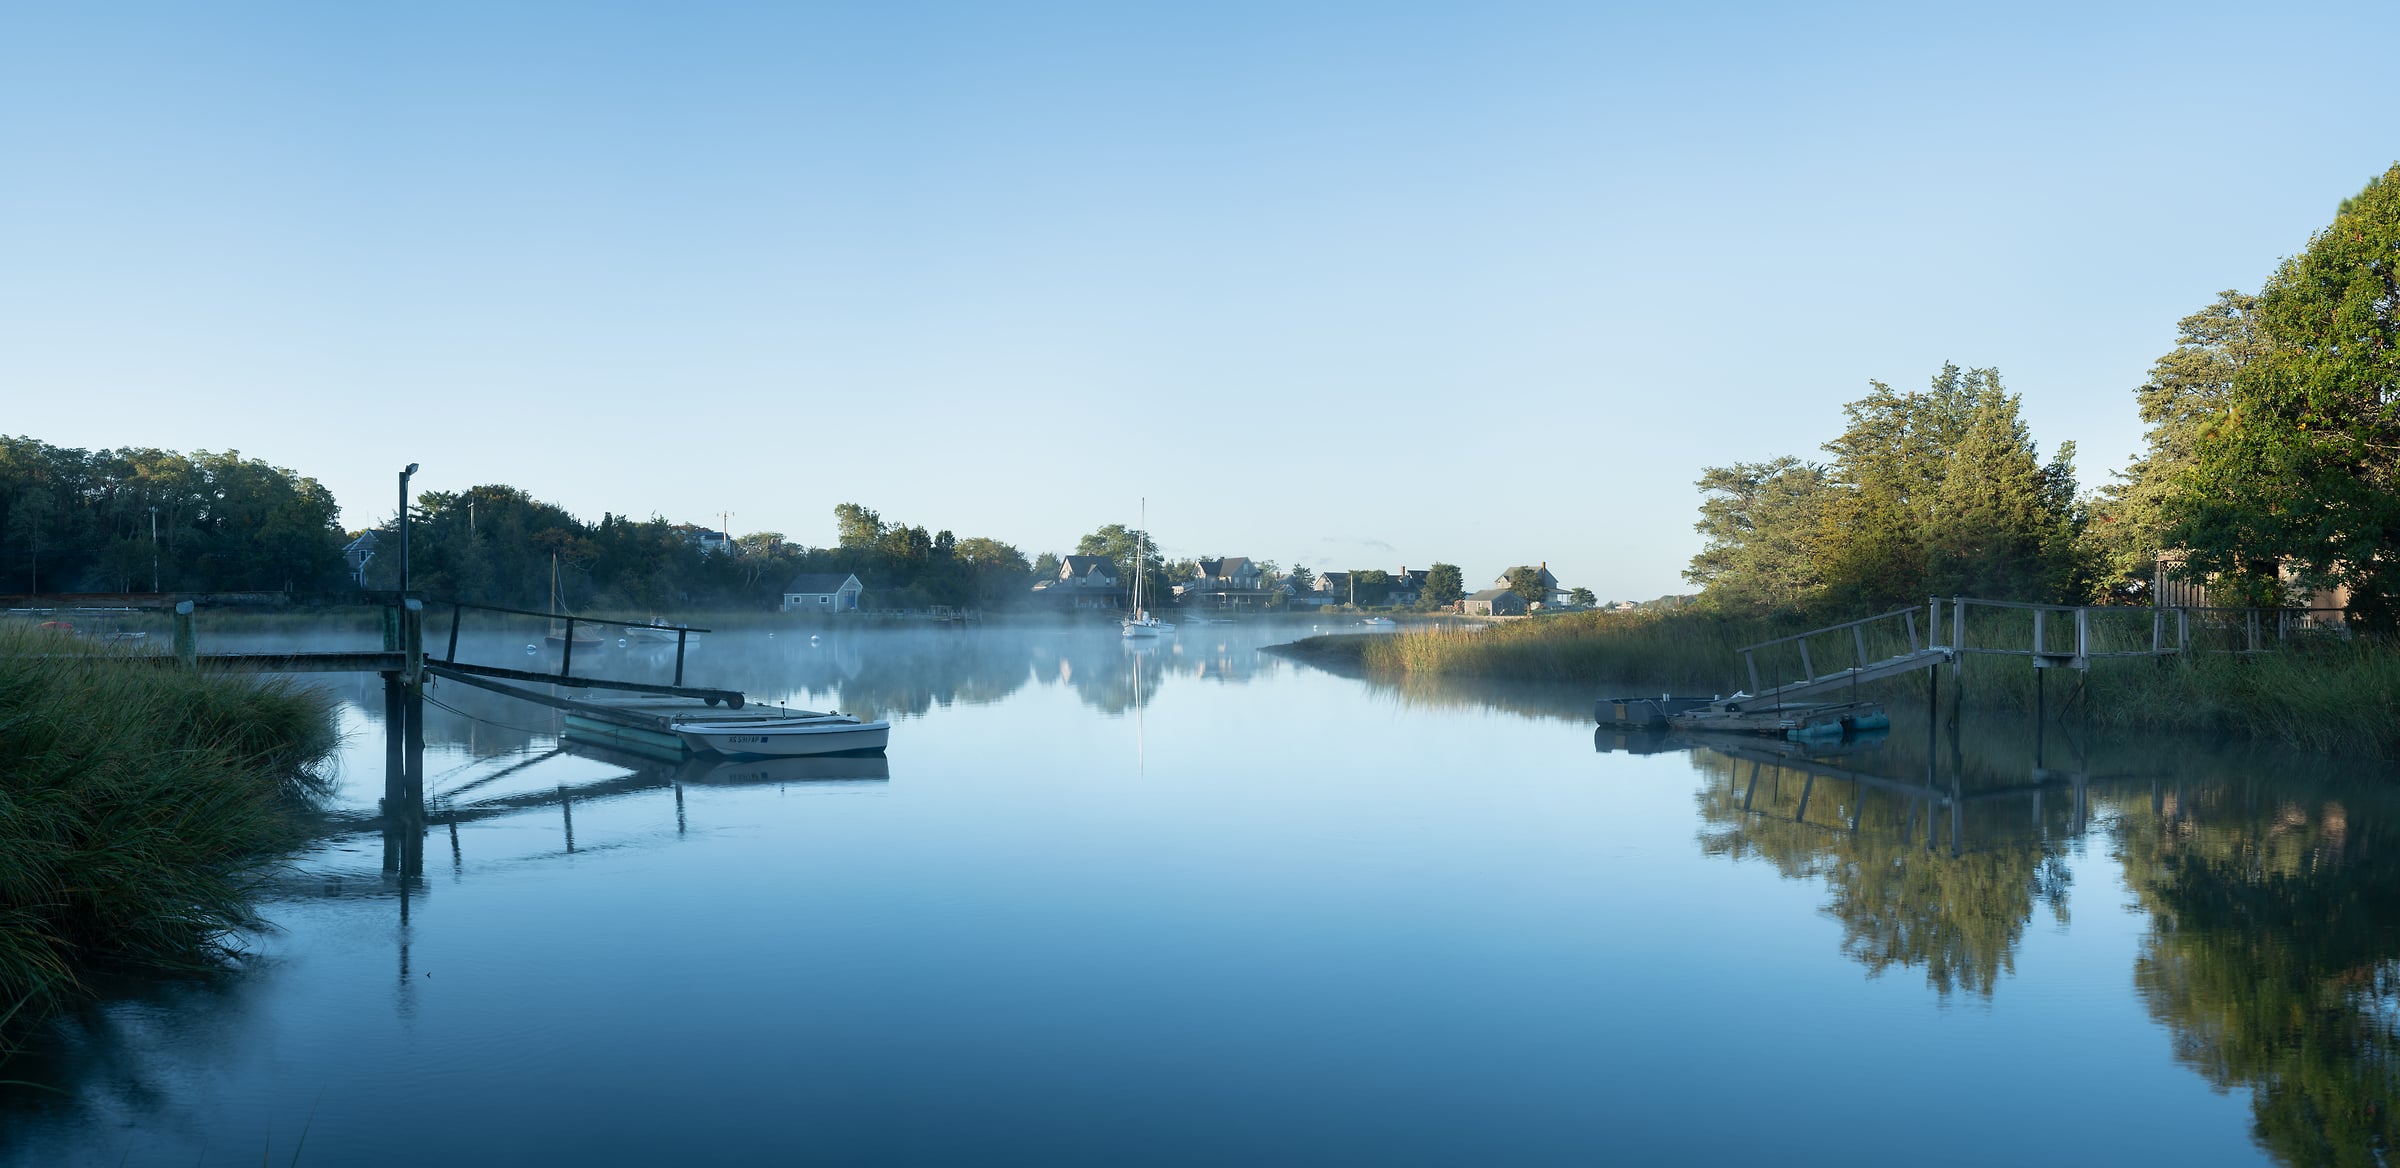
1077 523 1166 606
1348 568 1393 607
1925 389 2080 602
1287 563 1315 592
1422 562 1464 608
1031 551 1061 580
1687 364 2084 616
1568 586 1596 607
1685 457 1832 615
2084 292 2265 599
2169 164 2400 631
1503 565 1547 605
833 503 884 549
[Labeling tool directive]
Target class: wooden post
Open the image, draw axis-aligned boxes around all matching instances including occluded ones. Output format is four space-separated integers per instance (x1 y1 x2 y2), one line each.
446 601 463 663
2178 607 2189 654
402 597 424 685
1951 596 1965 685
675 627 689 687
1797 638 1813 680
2152 607 2163 655
2033 608 2047 658
1853 624 1868 671
560 617 578 677
381 603 400 652
1905 609 1919 652
2075 607 2090 665
383 671 404 809
2247 608 2260 653
172 600 196 667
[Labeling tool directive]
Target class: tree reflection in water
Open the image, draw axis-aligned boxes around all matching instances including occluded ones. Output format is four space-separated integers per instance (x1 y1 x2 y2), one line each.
1673 712 2400 1165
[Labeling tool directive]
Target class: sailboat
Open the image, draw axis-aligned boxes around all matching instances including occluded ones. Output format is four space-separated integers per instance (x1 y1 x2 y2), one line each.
1121 499 1176 639
546 553 605 649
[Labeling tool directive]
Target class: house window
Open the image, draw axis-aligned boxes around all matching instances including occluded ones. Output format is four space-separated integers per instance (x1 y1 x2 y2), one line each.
819 596 829 605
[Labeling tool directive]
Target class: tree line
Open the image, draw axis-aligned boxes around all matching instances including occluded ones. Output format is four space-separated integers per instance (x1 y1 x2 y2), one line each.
1689 161 2400 632
0 438 348 594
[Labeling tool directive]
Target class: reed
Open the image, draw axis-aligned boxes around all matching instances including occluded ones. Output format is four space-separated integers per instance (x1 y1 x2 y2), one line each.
0 628 337 1057
1331 609 1799 689
1283 608 2400 755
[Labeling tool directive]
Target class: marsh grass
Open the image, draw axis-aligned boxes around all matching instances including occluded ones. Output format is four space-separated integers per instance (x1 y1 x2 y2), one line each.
1282 608 2400 755
0 628 337 1058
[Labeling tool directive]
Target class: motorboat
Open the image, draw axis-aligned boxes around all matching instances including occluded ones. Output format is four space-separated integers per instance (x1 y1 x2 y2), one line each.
669 712 891 757
1358 617 1398 628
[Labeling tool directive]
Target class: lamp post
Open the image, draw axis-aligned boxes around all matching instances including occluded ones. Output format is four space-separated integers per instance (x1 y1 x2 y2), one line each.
399 463 419 592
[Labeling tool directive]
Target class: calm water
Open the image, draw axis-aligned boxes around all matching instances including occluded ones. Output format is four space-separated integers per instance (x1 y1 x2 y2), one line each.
4 622 2395 1166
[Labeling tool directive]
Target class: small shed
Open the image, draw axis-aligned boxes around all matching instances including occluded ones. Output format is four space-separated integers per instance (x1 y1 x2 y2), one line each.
1462 587 1528 616
782 572 864 613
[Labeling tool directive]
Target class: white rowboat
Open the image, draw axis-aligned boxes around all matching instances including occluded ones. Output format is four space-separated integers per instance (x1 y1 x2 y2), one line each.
670 714 890 757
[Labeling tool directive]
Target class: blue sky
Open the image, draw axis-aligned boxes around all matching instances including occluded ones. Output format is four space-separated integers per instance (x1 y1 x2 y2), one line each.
2 2 2392 598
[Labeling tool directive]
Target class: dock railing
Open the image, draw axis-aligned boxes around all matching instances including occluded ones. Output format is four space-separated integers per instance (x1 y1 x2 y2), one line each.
1738 606 1926 699
1929 596 2348 671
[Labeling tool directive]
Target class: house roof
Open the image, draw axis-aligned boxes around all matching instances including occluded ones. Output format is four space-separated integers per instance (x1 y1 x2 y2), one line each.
1061 555 1117 578
1198 556 1253 579
783 573 861 594
1466 587 1517 602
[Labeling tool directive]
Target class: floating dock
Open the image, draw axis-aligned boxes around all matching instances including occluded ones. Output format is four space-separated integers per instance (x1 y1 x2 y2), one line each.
1599 695 1890 741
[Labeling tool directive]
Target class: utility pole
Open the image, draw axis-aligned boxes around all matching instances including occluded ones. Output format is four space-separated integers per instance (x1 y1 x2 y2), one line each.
148 505 159 592
399 463 419 592
721 511 734 554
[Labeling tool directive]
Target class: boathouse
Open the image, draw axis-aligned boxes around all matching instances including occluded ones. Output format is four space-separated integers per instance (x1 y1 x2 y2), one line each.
1461 587 1528 616
781 572 864 613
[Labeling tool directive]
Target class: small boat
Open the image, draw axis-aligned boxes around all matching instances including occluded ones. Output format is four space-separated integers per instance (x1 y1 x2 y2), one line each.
670 712 891 757
1121 498 1177 639
624 617 687 642
544 554 607 649
1358 617 1398 628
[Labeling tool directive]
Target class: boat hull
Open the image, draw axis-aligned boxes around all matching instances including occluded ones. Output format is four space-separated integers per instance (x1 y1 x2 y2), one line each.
671 719 890 757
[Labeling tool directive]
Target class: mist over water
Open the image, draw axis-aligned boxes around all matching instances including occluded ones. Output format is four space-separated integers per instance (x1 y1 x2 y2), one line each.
1 620 2390 1165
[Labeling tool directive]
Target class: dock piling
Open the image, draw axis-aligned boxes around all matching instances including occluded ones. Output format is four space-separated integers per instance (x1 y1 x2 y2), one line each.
172 600 196 667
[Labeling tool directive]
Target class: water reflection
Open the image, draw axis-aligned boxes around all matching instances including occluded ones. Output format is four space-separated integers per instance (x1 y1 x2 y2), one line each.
10 624 2400 1166
1593 703 2400 1163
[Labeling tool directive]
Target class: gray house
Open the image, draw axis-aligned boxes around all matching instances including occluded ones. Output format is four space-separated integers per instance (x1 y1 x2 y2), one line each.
1461 587 1528 616
781 572 864 613
1034 555 1125 609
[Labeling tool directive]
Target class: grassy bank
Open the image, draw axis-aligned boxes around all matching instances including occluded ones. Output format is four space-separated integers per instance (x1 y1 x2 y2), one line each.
0 630 337 1057
1275 608 2400 755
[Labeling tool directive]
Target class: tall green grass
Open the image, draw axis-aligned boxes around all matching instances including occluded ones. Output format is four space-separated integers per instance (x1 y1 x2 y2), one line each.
1281 608 2400 755
0 628 336 1057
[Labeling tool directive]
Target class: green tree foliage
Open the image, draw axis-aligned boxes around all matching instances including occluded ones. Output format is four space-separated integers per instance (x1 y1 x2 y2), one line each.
1076 523 1169 606
1287 563 1316 592
1031 551 1061 580
833 503 885 549
1421 562 1464 607
1568 586 1596 606
1685 457 1832 615
1688 365 2085 616
2169 164 2400 631
0 437 348 593
2083 292 2266 599
1345 568 1393 607
1503 565 1548 604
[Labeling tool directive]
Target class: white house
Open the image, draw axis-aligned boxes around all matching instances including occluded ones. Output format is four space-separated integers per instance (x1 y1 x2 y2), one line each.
781 572 863 613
